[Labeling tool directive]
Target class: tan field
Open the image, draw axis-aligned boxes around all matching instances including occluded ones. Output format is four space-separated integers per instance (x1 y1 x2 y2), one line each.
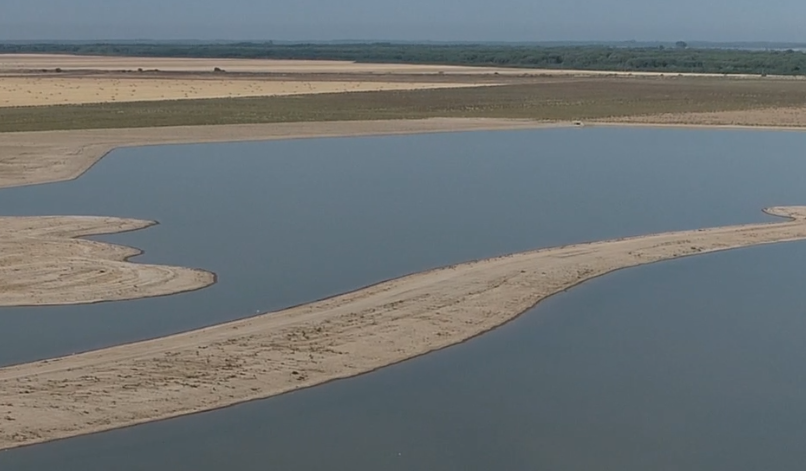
3 118 806 449
1 53 789 78
0 54 531 74
0 75 495 107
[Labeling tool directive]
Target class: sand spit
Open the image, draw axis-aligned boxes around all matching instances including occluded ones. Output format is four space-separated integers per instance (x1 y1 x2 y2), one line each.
3 206 806 449
0 118 563 190
0 216 214 306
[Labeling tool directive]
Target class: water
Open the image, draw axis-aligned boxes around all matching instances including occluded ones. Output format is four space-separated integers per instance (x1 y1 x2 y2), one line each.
2 128 806 469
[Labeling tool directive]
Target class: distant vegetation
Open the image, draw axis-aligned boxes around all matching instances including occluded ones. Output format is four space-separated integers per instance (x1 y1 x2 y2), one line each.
3 42 806 76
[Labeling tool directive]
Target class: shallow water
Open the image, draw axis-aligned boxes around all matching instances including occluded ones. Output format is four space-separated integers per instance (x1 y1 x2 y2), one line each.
4 242 806 470
2 128 806 469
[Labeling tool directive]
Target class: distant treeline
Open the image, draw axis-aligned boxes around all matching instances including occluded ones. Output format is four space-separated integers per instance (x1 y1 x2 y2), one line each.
3 42 806 75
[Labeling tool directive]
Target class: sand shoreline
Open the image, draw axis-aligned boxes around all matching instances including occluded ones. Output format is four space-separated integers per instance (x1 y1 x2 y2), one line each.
3 118 806 450
0 118 570 190
3 117 806 190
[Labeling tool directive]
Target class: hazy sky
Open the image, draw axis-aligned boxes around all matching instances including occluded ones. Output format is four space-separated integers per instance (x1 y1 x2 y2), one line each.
2 0 804 42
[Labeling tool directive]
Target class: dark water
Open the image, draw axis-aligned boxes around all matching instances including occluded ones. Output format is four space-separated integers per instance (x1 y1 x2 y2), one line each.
2 128 806 469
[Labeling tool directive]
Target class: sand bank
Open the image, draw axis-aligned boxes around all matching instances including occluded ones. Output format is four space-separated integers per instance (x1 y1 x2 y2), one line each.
6 116 805 191
3 118 806 448
598 106 806 128
0 216 214 306
2 206 806 449
0 118 564 189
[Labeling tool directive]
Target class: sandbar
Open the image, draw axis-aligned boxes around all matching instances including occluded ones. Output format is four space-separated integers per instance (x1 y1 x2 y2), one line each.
0 216 214 306
2 205 806 450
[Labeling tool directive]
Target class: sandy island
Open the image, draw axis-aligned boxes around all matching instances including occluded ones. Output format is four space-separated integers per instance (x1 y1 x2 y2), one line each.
3 118 806 450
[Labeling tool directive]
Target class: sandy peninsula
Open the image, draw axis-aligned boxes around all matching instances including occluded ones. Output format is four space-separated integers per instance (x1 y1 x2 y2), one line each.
0 119 564 307
3 205 806 449
0 216 214 306
0 118 565 189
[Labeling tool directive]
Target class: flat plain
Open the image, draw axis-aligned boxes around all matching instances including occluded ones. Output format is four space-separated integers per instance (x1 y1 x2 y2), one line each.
6 53 785 76
3 53 806 450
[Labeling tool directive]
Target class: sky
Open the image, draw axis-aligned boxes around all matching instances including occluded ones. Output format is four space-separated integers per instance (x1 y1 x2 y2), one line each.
1 0 804 42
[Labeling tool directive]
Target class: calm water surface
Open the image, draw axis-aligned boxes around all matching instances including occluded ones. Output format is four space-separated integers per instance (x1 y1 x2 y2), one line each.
2 128 806 469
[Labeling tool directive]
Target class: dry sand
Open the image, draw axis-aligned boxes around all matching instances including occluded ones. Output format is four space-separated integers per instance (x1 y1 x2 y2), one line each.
2 54 792 78
3 205 806 450
0 216 214 307
0 76 493 107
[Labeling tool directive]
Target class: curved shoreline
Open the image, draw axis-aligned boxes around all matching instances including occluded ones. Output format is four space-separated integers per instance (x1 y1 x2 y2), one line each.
3 206 806 449
0 119 565 306
0 118 570 190
4 117 806 191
